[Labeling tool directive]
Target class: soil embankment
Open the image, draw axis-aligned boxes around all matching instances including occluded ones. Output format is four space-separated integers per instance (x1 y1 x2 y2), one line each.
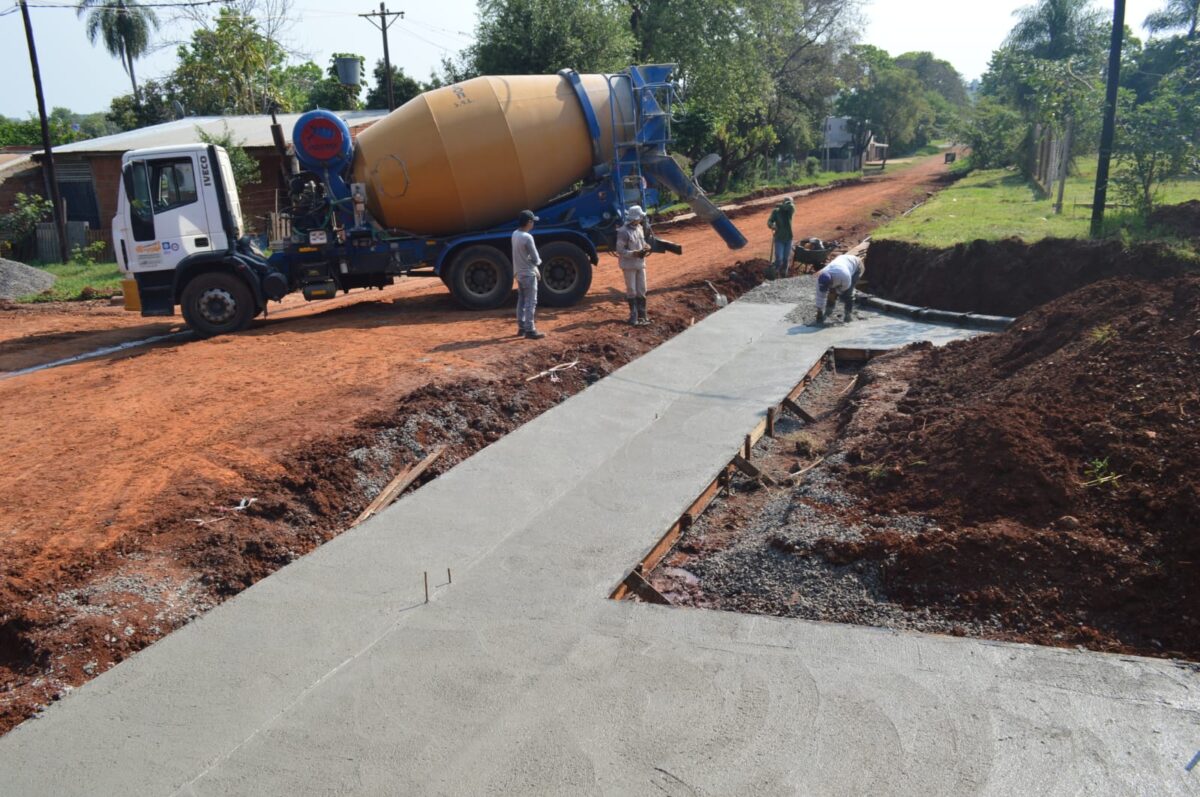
866 236 1197 317
649 268 1200 660
834 273 1200 658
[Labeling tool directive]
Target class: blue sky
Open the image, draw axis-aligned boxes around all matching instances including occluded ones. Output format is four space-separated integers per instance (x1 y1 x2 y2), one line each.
0 0 1167 119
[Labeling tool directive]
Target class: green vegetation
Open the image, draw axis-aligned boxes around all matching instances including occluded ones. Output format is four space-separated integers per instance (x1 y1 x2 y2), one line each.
1080 457 1122 490
1088 324 1116 345
0 193 53 260
874 163 1200 248
77 0 159 102
18 260 123 303
196 124 260 192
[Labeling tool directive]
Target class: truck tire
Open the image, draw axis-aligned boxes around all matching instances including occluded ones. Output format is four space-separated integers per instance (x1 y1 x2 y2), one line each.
180 271 257 336
447 245 512 310
537 241 593 307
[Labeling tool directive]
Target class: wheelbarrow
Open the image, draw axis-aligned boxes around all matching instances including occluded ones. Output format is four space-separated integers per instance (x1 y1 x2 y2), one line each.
792 238 836 272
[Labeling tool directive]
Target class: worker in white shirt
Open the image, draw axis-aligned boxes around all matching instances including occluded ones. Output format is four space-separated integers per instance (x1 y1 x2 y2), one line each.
813 254 864 324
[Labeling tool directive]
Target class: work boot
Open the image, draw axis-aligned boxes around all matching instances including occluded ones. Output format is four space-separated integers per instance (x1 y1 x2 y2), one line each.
525 329 545 340
627 298 639 326
814 309 825 325
637 297 650 325
842 307 852 323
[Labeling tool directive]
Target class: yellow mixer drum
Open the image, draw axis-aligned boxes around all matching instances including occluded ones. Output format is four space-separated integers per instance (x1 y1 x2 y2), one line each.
351 73 629 236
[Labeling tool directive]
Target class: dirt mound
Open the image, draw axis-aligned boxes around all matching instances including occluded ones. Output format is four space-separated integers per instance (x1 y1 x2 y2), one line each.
829 274 1200 657
1149 200 1200 241
865 237 1196 316
0 258 55 300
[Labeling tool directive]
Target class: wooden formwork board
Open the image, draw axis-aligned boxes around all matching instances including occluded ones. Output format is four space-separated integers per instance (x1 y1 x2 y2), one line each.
611 349 839 602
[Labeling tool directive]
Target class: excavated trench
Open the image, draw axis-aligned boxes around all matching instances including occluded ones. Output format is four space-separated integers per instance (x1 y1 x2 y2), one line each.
630 240 1200 662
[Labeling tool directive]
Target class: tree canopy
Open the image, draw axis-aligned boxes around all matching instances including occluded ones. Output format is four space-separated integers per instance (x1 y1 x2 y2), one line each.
76 0 160 101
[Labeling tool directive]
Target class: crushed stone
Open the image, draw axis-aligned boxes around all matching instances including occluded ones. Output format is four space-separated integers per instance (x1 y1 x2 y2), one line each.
0 258 56 300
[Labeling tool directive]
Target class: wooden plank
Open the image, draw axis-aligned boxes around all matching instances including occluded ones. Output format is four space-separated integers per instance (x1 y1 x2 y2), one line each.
611 464 734 600
733 455 777 486
782 398 817 424
749 418 768 447
687 467 729 519
830 347 888 363
766 407 776 438
621 569 672 605
354 445 446 525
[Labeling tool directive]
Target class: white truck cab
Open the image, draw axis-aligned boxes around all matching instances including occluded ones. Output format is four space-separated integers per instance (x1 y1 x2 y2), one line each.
114 144 270 333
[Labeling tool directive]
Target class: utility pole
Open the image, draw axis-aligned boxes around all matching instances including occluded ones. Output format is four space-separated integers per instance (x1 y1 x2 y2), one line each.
19 0 68 264
360 3 404 112
1090 0 1126 237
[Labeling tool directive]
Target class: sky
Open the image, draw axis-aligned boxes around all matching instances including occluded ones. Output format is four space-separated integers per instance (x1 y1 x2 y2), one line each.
0 0 1172 120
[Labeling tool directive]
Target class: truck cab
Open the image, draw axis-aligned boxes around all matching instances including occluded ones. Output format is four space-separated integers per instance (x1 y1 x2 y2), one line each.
115 144 280 334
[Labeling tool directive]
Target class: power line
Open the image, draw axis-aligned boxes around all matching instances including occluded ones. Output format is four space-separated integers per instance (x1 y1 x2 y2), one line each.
20 0 224 8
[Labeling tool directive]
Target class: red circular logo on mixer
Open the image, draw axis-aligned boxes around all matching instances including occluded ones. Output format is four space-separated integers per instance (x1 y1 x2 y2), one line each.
300 117 344 161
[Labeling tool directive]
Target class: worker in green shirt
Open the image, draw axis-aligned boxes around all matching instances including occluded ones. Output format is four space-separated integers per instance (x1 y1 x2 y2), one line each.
766 197 795 279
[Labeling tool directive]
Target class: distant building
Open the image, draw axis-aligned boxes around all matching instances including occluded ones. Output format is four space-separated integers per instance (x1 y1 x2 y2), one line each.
818 116 888 172
0 111 388 259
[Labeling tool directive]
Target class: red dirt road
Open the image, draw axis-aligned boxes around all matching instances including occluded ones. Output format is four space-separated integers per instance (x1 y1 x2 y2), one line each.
0 155 949 731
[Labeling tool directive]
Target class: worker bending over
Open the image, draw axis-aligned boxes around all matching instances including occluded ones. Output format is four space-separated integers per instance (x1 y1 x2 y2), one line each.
616 205 652 326
813 253 864 324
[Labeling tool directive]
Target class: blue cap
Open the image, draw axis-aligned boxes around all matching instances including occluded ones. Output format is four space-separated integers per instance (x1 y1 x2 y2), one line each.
818 272 832 290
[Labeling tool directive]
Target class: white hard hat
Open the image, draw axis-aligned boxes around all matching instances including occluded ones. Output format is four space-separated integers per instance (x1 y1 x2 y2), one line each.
625 205 646 221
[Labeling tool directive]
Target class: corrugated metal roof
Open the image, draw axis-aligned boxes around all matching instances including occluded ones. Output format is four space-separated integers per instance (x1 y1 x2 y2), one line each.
0 153 35 178
45 110 389 155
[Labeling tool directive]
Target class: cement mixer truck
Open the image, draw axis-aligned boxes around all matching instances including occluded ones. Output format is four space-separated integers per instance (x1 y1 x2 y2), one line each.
112 64 747 336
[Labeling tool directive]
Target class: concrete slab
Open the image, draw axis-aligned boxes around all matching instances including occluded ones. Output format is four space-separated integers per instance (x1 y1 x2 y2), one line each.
2 303 1196 796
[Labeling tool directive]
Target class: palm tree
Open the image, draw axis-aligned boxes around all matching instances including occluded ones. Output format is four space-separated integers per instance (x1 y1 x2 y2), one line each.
1145 0 1200 39
76 1 160 102
1006 0 1107 61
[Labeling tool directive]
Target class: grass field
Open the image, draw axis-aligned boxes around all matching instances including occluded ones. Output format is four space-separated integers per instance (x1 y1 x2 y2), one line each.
18 261 123 302
874 161 1200 248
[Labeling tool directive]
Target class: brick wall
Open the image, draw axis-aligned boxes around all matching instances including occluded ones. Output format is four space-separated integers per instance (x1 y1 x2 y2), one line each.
240 150 287 234
89 155 123 226
0 163 46 216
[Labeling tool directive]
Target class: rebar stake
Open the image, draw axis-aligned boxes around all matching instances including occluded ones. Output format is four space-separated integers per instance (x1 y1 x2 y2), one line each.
424 571 429 603
447 567 452 584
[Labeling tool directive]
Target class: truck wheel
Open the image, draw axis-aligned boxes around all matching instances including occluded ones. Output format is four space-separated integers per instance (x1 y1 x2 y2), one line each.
447 245 512 310
537 241 593 307
180 271 256 336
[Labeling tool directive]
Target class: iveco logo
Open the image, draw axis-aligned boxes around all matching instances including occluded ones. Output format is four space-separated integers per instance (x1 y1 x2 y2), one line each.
199 154 212 187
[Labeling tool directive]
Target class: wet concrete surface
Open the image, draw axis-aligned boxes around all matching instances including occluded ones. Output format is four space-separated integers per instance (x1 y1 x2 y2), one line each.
1 296 1195 796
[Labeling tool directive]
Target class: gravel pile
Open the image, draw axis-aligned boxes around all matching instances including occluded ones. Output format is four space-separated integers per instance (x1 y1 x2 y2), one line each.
685 459 994 636
0 257 55 300
739 273 815 305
